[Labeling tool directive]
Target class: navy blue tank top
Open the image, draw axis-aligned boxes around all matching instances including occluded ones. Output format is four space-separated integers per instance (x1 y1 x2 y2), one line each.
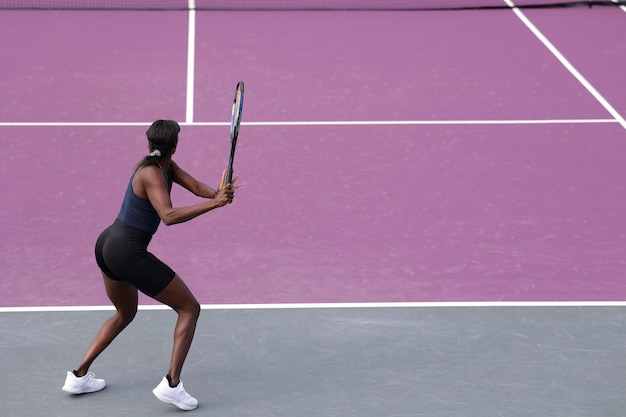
117 166 173 235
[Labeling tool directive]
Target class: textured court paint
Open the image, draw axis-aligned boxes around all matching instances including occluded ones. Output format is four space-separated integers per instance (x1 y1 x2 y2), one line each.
2 122 626 306
508 5 626 129
193 11 611 124
522 7 626 124
1 9 626 307
0 11 189 122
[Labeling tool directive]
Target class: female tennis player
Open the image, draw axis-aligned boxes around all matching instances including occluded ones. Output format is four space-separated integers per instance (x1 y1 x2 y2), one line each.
61 120 239 411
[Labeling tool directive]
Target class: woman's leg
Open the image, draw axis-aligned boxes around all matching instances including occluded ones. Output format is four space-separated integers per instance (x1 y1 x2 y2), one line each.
74 273 138 376
151 274 200 386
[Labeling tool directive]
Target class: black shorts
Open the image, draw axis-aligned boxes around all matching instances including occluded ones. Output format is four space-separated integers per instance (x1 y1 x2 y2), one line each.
95 219 175 297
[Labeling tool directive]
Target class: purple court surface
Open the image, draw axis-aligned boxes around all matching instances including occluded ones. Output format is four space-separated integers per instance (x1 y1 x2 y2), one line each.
1 6 626 308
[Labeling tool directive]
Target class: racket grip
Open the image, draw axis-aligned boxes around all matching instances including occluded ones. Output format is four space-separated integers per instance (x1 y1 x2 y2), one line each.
226 167 233 184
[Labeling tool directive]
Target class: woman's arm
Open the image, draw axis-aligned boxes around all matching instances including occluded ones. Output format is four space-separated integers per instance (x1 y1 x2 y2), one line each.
139 166 233 226
171 160 218 199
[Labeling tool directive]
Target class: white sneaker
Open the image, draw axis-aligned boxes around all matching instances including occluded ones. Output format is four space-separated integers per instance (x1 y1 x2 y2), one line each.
61 371 106 394
152 377 198 411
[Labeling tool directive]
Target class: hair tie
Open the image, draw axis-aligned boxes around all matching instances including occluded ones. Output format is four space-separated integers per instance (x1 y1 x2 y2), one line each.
149 149 162 158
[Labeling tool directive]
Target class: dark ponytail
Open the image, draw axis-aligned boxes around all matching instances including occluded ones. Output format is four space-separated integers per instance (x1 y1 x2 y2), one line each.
135 120 180 171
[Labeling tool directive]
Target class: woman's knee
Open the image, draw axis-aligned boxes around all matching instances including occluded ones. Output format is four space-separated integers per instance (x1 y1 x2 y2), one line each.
184 300 201 321
116 307 137 326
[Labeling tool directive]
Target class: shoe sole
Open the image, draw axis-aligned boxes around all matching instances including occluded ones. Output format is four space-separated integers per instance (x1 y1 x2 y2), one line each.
62 385 106 394
153 389 198 411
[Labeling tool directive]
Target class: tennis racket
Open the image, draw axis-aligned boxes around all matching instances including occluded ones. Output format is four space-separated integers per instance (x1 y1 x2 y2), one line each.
226 81 245 185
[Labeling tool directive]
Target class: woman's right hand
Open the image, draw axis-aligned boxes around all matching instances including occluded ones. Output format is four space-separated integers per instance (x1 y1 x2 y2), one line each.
214 171 240 207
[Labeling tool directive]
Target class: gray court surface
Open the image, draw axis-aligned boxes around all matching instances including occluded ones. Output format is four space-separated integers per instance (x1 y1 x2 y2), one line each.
2 306 625 417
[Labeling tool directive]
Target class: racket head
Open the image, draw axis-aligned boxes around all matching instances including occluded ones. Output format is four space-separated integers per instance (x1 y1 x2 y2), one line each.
230 81 245 142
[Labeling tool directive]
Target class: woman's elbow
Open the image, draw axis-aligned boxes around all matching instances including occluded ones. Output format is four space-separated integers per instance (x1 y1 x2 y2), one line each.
161 215 177 226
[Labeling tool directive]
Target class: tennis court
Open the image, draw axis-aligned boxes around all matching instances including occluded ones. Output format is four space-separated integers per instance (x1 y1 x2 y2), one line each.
1 1 626 416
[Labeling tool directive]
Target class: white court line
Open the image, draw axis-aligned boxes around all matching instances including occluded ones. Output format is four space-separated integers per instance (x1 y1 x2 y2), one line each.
185 0 196 124
505 0 626 131
225 119 618 127
3 301 626 313
0 119 618 128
